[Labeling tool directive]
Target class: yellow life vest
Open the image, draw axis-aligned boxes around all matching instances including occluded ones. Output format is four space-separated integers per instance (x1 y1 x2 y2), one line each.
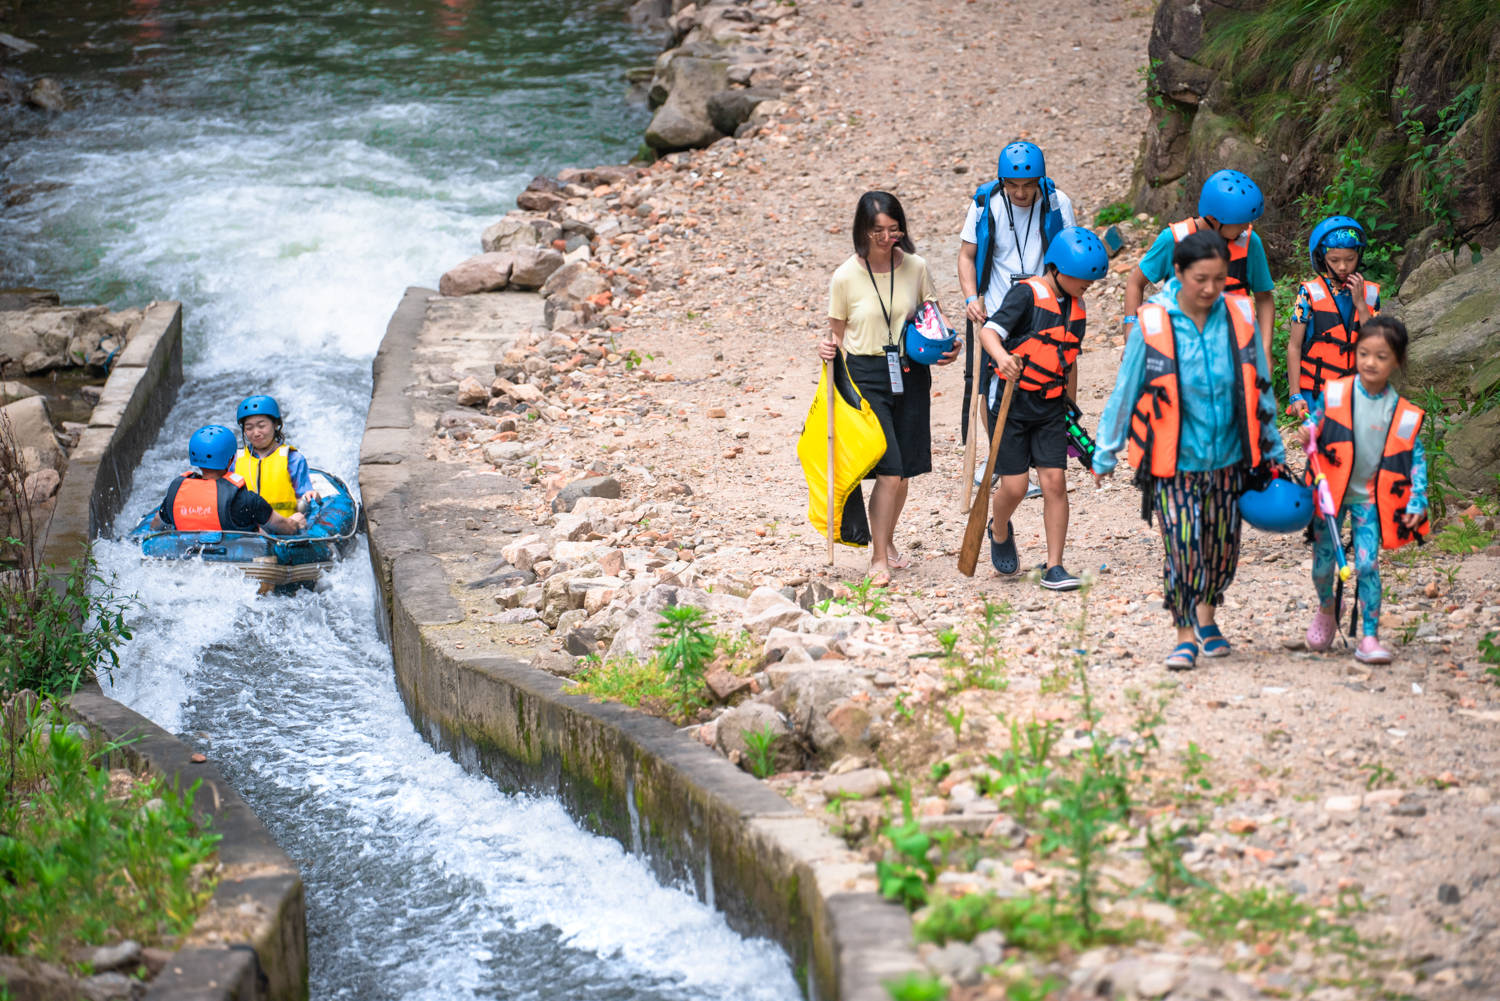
234 444 299 516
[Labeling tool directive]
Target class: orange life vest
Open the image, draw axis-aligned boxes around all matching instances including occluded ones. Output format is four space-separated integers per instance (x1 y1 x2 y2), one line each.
1297 276 1381 396
170 472 246 531
1127 296 1267 478
998 276 1085 399
1168 218 1253 298
1313 376 1429 550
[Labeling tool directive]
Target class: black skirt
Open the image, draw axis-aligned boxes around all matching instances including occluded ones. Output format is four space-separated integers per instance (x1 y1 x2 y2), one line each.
845 352 933 479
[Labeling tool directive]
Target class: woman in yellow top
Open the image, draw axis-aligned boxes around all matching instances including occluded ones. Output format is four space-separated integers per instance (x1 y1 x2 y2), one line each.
819 191 959 584
234 395 317 518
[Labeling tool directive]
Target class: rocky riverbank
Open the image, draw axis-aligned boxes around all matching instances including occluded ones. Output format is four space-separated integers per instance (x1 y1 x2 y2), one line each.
1 293 155 556
415 0 1500 998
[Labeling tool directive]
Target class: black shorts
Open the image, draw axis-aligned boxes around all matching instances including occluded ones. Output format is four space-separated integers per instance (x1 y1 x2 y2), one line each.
986 390 1067 476
846 353 932 479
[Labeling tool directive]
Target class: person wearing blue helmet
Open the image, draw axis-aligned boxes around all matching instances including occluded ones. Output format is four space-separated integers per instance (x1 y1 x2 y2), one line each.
1094 231 1285 670
150 425 306 535
233 394 317 517
1124 169 1276 370
1285 216 1381 419
957 141 1076 454
975 226 1106 591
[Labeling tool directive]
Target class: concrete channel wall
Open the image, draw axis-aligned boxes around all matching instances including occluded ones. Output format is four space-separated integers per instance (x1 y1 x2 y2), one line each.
361 287 917 1001
41 301 310 1001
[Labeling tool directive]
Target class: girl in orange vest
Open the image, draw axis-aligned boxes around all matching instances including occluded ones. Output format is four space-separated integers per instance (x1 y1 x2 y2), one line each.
1294 317 1428 664
1286 216 1381 419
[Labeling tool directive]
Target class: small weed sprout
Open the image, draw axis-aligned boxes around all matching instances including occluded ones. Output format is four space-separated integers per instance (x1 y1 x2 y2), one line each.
743 723 779 779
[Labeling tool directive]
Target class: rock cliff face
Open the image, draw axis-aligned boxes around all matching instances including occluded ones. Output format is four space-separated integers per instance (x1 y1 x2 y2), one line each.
1131 0 1500 278
1404 252 1500 494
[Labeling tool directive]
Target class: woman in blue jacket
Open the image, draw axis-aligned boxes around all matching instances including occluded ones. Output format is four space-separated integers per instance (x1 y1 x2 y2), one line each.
1093 231 1285 670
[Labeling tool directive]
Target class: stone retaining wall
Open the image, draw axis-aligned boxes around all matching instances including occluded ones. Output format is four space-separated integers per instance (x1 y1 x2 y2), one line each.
41 300 182 566
41 299 310 1001
362 287 917 1001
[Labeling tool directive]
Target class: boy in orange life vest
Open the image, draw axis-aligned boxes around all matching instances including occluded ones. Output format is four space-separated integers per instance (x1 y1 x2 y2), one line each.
151 425 307 535
1294 317 1427 665
978 227 1108 591
1285 217 1380 419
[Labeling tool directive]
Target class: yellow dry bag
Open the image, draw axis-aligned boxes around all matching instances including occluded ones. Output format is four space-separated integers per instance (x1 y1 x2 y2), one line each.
797 354 885 547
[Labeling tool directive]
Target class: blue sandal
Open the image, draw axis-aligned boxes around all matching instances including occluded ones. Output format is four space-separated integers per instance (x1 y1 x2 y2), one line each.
1165 642 1199 671
989 520 1018 576
1195 623 1231 658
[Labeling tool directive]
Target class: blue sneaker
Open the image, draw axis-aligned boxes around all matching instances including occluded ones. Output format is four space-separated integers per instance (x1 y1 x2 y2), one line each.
989 520 1018 575
1040 565 1080 591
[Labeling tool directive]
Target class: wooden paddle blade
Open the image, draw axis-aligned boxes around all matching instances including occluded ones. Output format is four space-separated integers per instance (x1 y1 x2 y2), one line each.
958 378 1016 576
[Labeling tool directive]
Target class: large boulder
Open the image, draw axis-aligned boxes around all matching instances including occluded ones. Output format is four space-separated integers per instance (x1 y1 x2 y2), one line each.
439 253 514 297
0 381 39 406
506 246 566 290
1 395 64 474
540 260 609 308
778 667 876 764
481 215 563 254
715 700 800 773
1405 250 1500 397
644 57 729 152
706 88 776 136
1445 408 1500 494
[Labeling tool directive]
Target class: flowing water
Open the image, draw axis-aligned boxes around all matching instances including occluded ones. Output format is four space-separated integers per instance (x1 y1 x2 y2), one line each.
1 3 799 997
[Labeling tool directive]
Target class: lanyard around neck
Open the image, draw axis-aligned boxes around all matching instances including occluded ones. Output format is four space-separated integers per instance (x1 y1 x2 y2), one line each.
1003 195 1035 268
863 255 897 346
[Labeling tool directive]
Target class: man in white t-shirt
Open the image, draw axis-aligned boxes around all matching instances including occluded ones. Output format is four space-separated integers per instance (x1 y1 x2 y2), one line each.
957 141 1076 488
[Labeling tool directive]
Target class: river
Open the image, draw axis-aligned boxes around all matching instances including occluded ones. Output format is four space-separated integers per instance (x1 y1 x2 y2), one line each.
0 2 799 998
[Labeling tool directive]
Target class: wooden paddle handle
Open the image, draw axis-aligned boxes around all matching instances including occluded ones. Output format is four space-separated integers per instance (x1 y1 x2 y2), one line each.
958 377 1016 577
960 358 981 513
826 357 836 564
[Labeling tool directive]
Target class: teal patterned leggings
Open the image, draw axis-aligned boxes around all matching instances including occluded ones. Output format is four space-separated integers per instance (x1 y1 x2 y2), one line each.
1152 467 1245 629
1311 501 1382 637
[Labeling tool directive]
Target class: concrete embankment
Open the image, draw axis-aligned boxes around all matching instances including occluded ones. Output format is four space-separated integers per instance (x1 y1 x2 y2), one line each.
362 286 919 1001
42 300 309 1001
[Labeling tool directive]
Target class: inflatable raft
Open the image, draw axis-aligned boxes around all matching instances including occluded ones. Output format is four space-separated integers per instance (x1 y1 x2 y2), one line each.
128 468 361 591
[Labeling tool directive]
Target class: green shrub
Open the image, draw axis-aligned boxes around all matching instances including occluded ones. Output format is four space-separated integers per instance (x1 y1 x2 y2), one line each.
0 701 220 960
1 549 135 697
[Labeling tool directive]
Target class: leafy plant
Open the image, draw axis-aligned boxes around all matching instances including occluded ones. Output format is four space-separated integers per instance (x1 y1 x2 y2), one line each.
883 972 947 1001
1480 631 1500 685
944 706 966 744
1093 201 1132 227
1361 761 1397 789
0 551 136 697
0 702 220 960
916 891 1135 956
743 723 779 779
1433 515 1493 555
849 576 892 622
654 604 716 715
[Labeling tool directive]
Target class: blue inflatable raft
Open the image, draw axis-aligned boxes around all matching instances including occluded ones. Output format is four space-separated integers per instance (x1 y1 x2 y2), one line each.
128 468 361 591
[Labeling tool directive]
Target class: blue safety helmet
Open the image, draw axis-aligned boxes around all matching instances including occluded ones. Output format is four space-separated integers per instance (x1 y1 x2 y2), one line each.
188 424 238 470
1240 477 1314 534
1308 215 1366 273
236 394 283 426
1197 169 1264 226
997 141 1045 180
1043 226 1109 281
